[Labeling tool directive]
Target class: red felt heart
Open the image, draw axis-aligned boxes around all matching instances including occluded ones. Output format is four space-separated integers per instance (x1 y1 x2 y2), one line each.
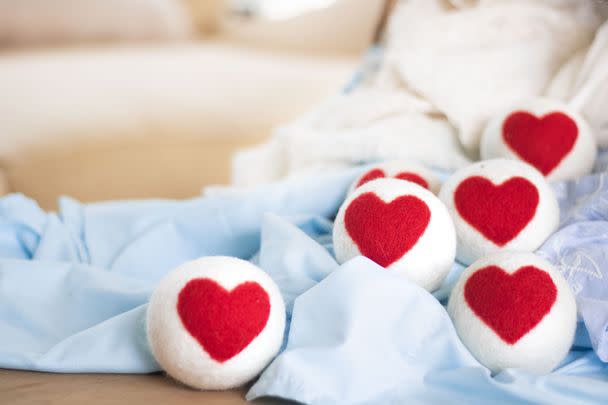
177 278 270 363
454 176 539 246
464 265 557 344
345 192 431 267
395 172 429 189
502 111 578 175
356 168 386 187
357 168 429 189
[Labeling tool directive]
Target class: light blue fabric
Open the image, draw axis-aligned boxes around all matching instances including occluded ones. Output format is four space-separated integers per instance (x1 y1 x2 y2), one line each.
248 258 608 404
0 169 358 372
2 162 608 403
246 174 608 403
594 148 608 173
538 171 608 362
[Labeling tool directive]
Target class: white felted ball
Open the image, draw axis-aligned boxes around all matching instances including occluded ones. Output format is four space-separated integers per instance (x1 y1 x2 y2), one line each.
147 256 285 390
349 161 441 195
480 98 597 181
448 252 576 374
333 178 456 292
439 159 559 265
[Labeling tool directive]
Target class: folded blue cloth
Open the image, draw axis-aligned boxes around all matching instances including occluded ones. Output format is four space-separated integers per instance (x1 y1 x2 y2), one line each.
538 171 608 362
0 169 357 372
249 258 607 404
1 164 608 404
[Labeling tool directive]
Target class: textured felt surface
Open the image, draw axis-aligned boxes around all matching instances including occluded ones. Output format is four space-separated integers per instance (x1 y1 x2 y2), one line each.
148 256 285 390
394 172 429 189
454 176 539 246
336 178 456 291
480 100 597 182
356 169 386 188
356 168 429 189
464 265 557 345
344 192 431 268
503 111 578 176
448 252 576 374
439 159 560 265
177 279 271 363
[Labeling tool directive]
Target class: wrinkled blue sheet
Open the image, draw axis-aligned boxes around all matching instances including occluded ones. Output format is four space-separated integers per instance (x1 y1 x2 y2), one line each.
1 162 608 403
539 170 608 362
0 170 356 372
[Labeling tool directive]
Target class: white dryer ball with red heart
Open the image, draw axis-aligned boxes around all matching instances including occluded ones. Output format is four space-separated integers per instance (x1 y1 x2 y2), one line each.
147 256 285 390
333 178 456 292
349 161 441 194
439 159 559 265
448 252 576 374
480 98 597 181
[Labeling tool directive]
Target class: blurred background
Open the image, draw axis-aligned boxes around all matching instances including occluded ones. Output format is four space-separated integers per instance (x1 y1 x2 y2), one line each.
0 0 385 209
2 0 605 210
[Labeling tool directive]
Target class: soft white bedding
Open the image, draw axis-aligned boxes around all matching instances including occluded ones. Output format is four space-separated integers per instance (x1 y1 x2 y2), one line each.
233 0 608 186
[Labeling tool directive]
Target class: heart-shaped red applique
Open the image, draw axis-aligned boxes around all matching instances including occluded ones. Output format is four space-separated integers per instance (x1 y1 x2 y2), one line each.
464 265 557 344
395 172 429 189
503 111 578 175
454 176 539 246
357 169 386 187
357 169 429 189
177 278 270 363
345 192 431 267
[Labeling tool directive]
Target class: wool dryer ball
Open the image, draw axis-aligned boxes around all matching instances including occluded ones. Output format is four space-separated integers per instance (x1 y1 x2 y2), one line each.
147 256 285 390
333 178 456 292
480 98 597 181
349 160 441 195
439 159 559 265
448 252 576 374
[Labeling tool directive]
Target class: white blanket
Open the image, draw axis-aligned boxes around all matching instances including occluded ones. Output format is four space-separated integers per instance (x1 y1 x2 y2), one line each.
547 19 608 147
233 0 607 186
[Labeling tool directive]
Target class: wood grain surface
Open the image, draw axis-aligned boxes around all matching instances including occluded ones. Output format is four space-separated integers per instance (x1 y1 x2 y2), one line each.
0 369 294 405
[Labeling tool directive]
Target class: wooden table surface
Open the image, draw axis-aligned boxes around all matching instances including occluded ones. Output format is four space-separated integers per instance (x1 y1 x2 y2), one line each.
1 369 293 404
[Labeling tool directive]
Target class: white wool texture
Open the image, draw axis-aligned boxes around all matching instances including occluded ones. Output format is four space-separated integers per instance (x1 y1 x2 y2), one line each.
333 178 456 292
480 98 597 181
147 256 285 390
448 252 577 374
348 160 442 195
439 159 559 265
